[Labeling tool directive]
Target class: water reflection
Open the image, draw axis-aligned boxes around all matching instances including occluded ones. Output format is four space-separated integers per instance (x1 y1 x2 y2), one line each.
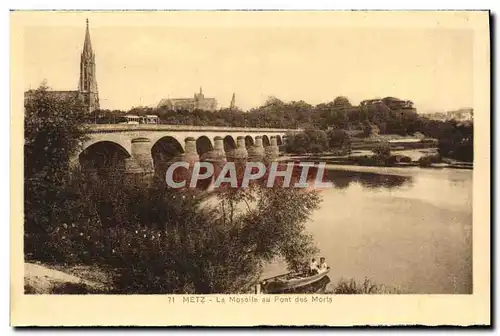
323 169 413 190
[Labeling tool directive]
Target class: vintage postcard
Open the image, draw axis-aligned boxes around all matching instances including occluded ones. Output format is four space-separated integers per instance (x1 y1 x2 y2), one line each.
10 10 490 326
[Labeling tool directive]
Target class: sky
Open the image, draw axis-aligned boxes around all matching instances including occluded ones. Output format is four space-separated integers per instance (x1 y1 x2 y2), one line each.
22 13 474 113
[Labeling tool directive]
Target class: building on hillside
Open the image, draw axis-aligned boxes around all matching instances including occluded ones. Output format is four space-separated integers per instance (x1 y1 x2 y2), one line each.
157 87 218 111
424 112 448 121
24 19 100 113
424 108 473 122
360 97 416 113
446 108 473 122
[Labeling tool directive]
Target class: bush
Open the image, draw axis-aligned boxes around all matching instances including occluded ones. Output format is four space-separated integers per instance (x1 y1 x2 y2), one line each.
327 129 351 152
349 152 416 167
437 122 473 162
399 156 412 163
331 148 350 156
418 154 441 167
348 154 391 167
330 278 401 294
285 129 329 154
385 155 398 166
372 142 391 157
418 156 433 167
294 147 307 155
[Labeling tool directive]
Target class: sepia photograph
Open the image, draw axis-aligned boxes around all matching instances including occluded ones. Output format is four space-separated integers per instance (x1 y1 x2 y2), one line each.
10 10 490 326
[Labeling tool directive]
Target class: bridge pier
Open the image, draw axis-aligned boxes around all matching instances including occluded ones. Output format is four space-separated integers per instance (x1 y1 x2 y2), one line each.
183 137 200 164
233 136 249 161
225 147 237 161
249 136 266 161
130 137 154 174
209 136 227 162
266 136 280 161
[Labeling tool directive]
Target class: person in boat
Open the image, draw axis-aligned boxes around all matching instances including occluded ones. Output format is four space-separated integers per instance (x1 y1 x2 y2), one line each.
309 258 319 275
318 257 330 272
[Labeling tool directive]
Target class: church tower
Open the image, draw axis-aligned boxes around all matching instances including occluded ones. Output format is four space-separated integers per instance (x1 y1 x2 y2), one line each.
229 93 236 110
78 19 99 112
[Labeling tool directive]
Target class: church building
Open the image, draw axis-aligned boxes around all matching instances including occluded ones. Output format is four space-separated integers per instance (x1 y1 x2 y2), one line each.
157 87 218 112
25 19 100 113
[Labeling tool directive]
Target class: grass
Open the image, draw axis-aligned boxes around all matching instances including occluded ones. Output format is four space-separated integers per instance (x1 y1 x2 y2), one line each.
328 277 402 294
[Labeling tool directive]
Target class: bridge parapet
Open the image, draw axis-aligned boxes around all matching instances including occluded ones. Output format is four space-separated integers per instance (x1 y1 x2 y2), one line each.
85 124 297 134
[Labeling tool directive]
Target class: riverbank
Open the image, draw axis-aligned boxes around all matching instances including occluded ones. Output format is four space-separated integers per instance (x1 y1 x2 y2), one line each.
24 261 400 294
278 149 473 170
323 163 474 178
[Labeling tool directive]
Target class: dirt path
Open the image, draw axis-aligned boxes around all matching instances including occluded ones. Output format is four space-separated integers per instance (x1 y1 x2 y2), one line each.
24 262 109 294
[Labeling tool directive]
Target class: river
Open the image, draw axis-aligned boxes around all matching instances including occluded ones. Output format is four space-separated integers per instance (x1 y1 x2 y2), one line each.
261 165 473 294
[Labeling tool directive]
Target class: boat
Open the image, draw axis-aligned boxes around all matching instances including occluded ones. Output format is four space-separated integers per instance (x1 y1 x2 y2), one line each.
258 269 330 294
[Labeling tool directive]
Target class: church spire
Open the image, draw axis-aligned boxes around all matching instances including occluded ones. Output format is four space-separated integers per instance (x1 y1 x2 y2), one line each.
82 18 93 55
78 19 99 112
230 93 236 109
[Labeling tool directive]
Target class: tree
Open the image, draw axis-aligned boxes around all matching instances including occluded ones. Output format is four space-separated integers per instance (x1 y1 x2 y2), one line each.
128 106 154 116
437 121 473 162
264 96 285 107
333 96 352 108
24 84 90 259
372 141 391 157
327 129 351 151
119 93 450 140
24 84 89 180
285 129 329 154
362 120 374 137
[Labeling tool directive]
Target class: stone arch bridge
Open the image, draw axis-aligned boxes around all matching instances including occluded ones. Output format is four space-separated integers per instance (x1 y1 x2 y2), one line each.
77 124 295 175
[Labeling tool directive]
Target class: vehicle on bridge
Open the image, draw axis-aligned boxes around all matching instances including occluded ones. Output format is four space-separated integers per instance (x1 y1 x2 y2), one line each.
118 114 159 125
143 115 160 124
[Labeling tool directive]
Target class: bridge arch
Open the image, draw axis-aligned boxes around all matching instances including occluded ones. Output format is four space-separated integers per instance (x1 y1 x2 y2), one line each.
79 141 130 172
151 136 185 177
223 135 237 161
244 135 255 148
196 136 214 160
262 135 271 147
223 135 237 152
276 135 283 146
